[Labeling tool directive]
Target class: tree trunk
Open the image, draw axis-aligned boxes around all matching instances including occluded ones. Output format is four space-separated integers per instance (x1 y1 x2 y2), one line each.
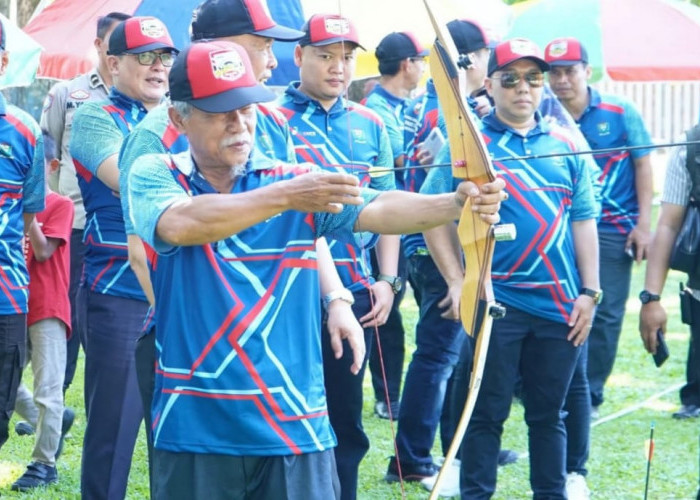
17 0 39 27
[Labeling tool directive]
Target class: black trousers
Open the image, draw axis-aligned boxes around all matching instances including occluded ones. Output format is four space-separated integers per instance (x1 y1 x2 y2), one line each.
0 313 27 449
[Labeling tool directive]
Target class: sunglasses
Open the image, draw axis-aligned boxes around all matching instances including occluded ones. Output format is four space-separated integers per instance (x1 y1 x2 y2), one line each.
132 51 175 67
496 71 545 89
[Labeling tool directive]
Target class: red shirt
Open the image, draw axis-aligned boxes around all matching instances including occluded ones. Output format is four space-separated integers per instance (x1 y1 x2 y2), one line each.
26 191 74 335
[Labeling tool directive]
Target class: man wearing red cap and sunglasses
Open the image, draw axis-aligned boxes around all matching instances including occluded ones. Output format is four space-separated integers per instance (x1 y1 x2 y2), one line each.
68 15 178 500
127 39 505 500
424 38 600 499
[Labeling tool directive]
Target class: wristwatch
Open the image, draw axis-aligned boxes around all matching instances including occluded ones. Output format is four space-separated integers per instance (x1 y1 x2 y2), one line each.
579 287 603 305
322 288 355 310
376 274 402 295
639 290 661 304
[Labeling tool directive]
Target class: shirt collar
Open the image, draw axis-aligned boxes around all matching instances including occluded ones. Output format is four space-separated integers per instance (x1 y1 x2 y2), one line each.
108 86 150 114
369 84 406 109
88 68 109 92
174 148 277 193
482 109 549 138
285 81 348 115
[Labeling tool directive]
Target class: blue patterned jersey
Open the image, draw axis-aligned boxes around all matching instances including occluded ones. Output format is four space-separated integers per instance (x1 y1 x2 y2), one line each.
402 79 439 258
277 83 395 292
70 88 150 300
424 112 598 324
362 84 406 189
128 149 379 456
0 94 45 315
577 88 651 234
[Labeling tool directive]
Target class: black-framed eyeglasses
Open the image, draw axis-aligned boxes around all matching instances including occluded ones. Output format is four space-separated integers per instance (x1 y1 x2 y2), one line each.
132 51 175 67
408 57 426 64
496 71 545 89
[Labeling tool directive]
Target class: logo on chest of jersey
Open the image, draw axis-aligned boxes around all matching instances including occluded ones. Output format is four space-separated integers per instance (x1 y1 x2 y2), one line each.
351 128 367 143
597 122 610 136
0 143 13 159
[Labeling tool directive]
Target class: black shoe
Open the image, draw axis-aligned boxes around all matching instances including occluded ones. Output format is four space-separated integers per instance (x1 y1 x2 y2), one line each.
673 404 700 419
11 461 58 491
55 407 75 460
374 400 400 420
14 421 35 436
498 449 519 466
385 456 438 483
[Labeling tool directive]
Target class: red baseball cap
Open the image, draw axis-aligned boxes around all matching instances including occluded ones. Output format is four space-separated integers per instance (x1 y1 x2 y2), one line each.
544 37 589 66
487 38 549 76
169 40 276 113
107 16 177 55
298 14 365 50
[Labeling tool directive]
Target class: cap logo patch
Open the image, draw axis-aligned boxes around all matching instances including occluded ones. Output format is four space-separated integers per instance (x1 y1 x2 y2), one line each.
140 19 165 39
547 41 569 59
509 39 537 57
324 18 351 36
210 49 246 81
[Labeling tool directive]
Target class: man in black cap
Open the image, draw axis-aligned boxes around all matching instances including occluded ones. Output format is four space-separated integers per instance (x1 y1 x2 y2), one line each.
362 30 428 423
387 19 504 492
128 38 505 500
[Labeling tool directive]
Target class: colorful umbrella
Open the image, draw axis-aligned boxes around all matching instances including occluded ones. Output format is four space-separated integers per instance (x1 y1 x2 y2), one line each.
0 13 43 88
23 0 202 80
508 0 700 81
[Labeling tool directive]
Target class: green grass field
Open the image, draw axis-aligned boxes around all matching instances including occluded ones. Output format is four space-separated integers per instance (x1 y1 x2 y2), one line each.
1 257 698 499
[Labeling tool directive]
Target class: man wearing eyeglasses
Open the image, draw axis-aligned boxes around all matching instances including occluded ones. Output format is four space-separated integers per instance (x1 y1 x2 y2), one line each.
545 38 654 423
68 16 177 500
422 38 600 499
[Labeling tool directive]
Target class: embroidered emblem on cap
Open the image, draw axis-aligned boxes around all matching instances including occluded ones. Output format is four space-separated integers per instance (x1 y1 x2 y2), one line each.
509 39 538 56
547 41 568 59
140 18 165 38
324 18 351 36
210 49 246 81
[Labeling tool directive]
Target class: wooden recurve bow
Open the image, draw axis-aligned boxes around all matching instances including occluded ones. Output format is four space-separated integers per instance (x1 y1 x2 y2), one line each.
421 2 514 498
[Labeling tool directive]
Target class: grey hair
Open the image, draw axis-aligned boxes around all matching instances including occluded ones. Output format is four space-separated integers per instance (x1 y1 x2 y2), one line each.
170 100 195 120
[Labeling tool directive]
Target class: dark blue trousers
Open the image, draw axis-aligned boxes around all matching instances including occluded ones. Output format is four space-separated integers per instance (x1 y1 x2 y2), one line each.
369 248 406 405
64 228 85 393
322 288 373 500
78 286 148 500
0 313 26 450
460 307 580 500
564 340 590 476
135 329 156 497
395 254 463 466
587 231 632 407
